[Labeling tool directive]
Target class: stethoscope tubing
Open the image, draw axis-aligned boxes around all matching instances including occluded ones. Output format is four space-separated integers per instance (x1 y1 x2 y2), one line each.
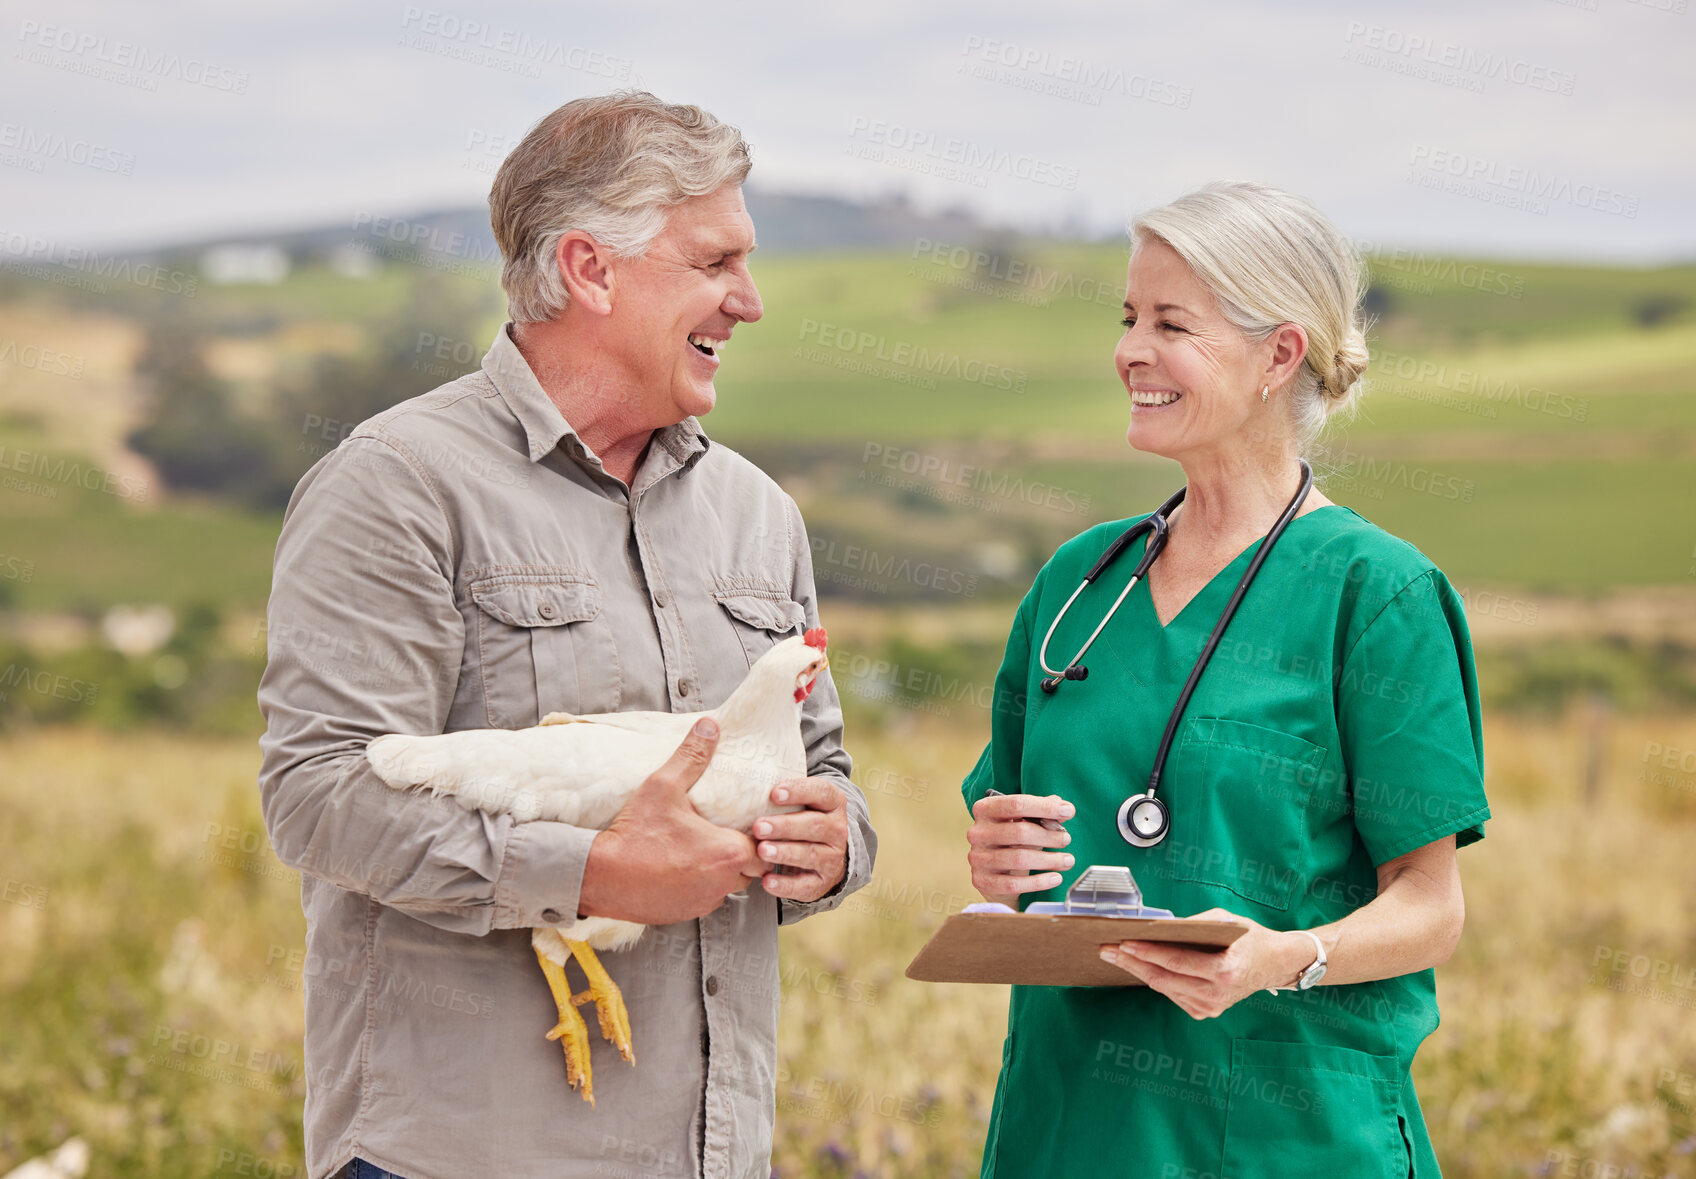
1036 491 1180 690
1033 460 1315 845
1037 515 1162 690
1146 460 1314 795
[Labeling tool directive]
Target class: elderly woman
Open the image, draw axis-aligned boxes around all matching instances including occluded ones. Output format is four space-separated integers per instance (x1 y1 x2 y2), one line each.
962 181 1489 1177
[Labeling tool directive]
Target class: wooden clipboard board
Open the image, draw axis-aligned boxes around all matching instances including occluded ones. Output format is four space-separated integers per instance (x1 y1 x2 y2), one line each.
905 911 1246 987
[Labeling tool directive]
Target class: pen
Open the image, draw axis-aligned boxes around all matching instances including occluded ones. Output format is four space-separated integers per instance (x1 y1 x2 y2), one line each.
984 788 1067 833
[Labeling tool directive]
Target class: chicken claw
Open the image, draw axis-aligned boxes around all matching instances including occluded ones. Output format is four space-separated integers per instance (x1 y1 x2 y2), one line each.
535 946 596 1105
566 940 635 1066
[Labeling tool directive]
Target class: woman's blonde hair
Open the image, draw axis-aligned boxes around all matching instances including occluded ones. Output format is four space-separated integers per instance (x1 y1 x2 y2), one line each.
490 91 752 323
1131 181 1369 449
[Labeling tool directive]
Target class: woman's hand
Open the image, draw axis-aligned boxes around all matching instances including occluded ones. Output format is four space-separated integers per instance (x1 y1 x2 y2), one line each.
1100 838 1462 1017
1098 908 1322 1020
967 792 1076 904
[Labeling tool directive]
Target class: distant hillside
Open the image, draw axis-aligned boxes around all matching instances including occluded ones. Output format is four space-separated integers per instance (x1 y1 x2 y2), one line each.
115 188 1018 271
744 189 993 251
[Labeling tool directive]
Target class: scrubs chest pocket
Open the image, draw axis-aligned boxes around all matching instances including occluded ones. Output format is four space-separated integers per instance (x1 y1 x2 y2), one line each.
712 583 804 669
1165 717 1327 911
470 571 617 726
1220 1039 1407 1179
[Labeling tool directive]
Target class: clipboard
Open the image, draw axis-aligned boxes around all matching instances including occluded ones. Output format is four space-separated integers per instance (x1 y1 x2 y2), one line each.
905 866 1246 988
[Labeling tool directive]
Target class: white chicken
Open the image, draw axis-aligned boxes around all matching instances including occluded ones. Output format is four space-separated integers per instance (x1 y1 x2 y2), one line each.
364 627 831 1105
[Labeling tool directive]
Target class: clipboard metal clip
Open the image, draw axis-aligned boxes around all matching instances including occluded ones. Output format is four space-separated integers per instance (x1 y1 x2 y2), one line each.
1025 866 1174 919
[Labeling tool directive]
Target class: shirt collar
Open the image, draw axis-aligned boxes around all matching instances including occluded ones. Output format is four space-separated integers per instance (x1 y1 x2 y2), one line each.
481 321 711 469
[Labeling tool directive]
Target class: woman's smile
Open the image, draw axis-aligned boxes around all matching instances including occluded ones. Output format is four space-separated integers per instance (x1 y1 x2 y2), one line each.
1128 385 1184 410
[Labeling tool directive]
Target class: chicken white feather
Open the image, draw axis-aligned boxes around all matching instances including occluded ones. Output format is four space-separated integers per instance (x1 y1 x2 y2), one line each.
364 627 832 1104
365 628 831 955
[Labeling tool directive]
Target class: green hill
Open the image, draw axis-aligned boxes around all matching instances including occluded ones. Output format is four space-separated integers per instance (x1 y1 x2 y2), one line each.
2 245 1692 612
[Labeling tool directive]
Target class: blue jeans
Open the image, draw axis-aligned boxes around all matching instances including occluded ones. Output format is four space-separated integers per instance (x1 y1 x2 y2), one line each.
340 1163 407 1179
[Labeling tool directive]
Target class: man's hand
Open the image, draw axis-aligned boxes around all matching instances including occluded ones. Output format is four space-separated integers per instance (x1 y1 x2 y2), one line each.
577 719 769 925
966 792 1075 904
753 776 849 903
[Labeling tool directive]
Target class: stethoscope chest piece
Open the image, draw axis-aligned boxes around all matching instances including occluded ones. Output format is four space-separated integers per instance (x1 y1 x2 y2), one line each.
1117 792 1169 848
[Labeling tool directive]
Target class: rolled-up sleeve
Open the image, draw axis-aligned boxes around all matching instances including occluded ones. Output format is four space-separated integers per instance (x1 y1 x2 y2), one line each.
776 495 876 925
257 435 596 935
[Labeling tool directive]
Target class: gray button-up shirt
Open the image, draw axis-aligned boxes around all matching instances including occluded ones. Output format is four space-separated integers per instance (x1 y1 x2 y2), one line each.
257 323 876 1179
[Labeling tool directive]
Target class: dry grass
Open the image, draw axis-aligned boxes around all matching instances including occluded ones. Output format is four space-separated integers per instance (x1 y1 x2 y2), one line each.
0 303 153 494
2 712 1695 1176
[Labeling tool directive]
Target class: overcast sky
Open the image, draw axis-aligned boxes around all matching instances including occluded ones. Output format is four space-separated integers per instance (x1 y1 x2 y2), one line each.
3 0 1691 262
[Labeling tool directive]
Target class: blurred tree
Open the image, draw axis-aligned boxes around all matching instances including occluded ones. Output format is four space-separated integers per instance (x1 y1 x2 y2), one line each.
126 320 294 507
1361 286 1394 318
1633 294 1687 328
273 272 498 489
126 272 498 509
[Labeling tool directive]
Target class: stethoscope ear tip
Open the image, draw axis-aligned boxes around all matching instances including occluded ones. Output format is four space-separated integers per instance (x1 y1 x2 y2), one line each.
1040 666 1090 694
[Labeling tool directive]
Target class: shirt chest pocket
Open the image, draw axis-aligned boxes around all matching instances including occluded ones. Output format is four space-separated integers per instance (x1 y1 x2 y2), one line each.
1162 717 1327 911
712 584 805 670
470 571 621 727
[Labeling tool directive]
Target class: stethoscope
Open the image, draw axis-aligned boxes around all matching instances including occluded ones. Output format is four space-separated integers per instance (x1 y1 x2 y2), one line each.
1036 460 1314 849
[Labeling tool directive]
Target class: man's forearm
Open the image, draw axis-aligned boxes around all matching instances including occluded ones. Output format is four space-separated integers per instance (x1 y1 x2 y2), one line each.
258 434 596 934
263 741 599 934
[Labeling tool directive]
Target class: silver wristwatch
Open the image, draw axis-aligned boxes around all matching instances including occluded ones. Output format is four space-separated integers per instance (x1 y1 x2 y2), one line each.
1266 930 1328 995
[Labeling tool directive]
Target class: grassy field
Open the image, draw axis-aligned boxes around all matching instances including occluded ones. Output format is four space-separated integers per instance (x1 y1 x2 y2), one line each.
4 706 1696 1178
2 243 1695 1174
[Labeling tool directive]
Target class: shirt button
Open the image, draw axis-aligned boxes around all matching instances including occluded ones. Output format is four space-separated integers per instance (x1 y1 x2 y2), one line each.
705 975 720 996
653 587 671 609
541 908 563 923
537 602 557 620
678 679 692 698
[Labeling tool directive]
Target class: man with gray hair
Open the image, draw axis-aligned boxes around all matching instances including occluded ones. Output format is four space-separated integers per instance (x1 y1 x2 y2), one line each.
258 91 875 1179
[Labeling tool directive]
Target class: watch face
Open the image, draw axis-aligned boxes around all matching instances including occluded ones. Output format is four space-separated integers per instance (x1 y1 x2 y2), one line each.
1298 962 1327 990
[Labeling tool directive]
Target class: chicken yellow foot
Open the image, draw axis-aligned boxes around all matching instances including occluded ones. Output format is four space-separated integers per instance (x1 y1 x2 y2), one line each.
566 940 635 1068
535 946 596 1105
533 941 635 1105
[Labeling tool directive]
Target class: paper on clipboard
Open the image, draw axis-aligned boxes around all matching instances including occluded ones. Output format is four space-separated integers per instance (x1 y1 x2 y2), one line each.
904 867 1246 988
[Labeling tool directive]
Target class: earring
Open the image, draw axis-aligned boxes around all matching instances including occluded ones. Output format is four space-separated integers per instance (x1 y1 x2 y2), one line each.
1261 386 1269 404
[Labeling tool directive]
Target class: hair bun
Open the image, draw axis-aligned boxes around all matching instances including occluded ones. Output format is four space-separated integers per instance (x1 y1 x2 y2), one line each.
1326 328 1370 403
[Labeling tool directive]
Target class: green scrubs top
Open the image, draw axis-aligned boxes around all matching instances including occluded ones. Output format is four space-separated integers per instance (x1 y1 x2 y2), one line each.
963 505 1490 1179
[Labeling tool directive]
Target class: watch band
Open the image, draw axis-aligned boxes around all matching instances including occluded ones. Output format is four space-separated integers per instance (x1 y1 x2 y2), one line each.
1265 930 1327 996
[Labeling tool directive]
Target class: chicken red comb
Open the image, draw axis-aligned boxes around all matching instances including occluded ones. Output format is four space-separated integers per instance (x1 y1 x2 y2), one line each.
803 627 828 651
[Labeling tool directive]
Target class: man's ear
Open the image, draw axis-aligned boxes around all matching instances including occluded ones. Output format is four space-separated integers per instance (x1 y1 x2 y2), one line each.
556 231 616 316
